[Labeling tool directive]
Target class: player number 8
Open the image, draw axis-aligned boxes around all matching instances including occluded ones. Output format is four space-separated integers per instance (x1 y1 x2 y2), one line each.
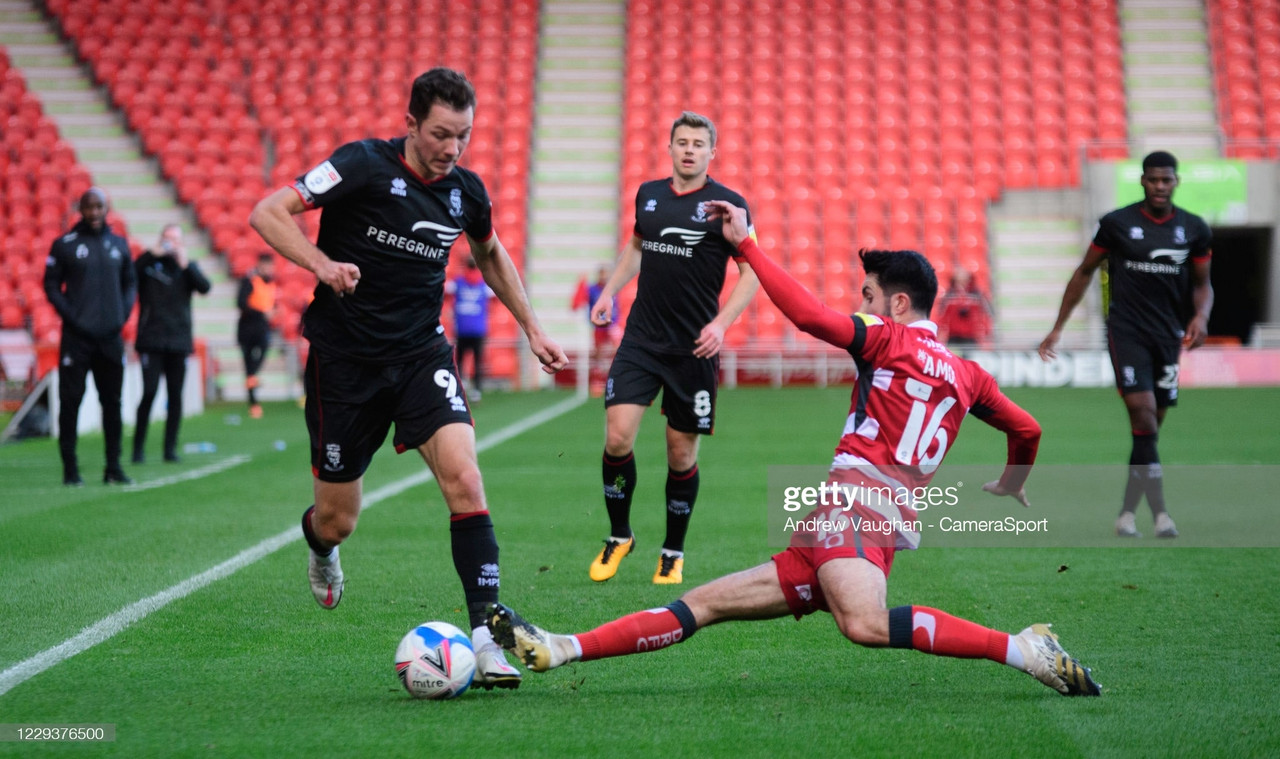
693 390 712 418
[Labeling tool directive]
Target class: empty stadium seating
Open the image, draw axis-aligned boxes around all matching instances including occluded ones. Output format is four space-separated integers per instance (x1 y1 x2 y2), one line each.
0 48 99 344
621 0 1126 345
44 0 539 378
1207 0 1280 157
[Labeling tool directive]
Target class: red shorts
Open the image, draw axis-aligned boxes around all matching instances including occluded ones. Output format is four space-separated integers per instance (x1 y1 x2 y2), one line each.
592 325 620 351
771 505 897 619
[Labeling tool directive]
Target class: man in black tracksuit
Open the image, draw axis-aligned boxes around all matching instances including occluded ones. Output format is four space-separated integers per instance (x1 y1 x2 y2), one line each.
132 223 211 463
43 188 137 485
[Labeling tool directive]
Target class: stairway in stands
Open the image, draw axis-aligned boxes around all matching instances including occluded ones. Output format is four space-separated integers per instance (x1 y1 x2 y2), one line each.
1121 0 1220 158
524 0 626 379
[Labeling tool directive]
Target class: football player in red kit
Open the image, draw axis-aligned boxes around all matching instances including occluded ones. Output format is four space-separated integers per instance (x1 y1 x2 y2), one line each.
487 200 1101 697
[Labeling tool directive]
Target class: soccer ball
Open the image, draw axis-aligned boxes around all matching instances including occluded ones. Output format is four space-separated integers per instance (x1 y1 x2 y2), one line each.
394 621 476 699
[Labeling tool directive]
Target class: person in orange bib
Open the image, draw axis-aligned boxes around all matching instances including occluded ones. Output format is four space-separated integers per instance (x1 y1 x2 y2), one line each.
237 252 277 418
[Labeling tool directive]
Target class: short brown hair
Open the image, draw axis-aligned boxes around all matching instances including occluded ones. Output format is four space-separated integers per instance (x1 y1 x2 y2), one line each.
409 68 477 122
669 111 717 147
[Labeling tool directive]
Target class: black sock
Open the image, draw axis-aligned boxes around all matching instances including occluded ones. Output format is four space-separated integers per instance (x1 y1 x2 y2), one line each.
1136 432 1166 516
301 505 333 555
662 464 699 552
1122 431 1159 516
602 451 636 539
888 605 914 649
450 511 500 630
664 599 699 642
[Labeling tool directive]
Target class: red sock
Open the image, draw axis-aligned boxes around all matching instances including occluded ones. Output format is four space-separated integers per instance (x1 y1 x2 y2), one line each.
576 608 687 661
910 606 1009 661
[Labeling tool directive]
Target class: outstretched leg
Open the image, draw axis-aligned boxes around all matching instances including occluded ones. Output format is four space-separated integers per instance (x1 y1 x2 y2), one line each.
819 558 1100 696
488 561 790 671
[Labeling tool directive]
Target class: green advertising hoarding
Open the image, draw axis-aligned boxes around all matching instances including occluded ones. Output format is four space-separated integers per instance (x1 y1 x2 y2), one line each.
1114 160 1248 224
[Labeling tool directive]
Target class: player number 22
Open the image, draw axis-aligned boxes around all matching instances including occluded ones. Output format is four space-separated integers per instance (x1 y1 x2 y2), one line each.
894 379 956 473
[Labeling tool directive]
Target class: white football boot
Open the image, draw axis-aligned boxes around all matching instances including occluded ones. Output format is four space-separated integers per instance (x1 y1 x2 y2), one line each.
1012 624 1102 696
307 547 344 610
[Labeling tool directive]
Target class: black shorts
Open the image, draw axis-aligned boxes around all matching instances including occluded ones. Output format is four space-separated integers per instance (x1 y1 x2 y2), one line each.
1108 333 1182 407
304 342 473 482
604 340 719 434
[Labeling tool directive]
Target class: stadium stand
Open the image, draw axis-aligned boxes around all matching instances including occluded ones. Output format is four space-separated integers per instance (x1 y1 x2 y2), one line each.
43 0 540 383
0 46 101 345
620 0 1126 346
1207 0 1280 158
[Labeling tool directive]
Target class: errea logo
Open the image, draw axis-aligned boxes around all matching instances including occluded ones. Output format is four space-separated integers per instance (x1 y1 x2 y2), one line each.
391 177 407 197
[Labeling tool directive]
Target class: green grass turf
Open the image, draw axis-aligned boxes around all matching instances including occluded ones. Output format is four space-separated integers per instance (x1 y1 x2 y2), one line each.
1 387 1278 757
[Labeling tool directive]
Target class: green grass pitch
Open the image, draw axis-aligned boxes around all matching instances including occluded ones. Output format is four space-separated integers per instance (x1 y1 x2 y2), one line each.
1 387 1278 757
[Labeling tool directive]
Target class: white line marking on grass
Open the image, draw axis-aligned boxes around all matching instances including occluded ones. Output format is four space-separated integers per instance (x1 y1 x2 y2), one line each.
123 455 253 492
0 393 586 697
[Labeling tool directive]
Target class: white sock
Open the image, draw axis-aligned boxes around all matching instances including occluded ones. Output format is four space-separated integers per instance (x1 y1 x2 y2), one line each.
314 546 337 563
472 625 495 649
660 548 683 558
1005 635 1026 669
568 635 583 660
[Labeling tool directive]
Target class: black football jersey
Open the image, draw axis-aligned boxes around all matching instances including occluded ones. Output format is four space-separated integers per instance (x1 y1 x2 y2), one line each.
1092 202 1212 342
624 177 752 354
293 137 493 363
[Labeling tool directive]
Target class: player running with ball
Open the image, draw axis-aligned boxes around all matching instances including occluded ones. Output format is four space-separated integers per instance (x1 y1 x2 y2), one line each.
487 201 1101 697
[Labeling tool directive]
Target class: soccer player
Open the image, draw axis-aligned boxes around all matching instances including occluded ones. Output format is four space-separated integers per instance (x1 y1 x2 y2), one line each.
44 187 136 486
586 111 760 585
1039 151 1213 538
249 67 567 691
486 201 1101 697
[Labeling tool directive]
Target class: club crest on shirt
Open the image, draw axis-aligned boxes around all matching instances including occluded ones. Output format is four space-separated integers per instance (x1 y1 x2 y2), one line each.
449 188 463 217
692 202 709 223
75 244 88 259
1174 226 1186 244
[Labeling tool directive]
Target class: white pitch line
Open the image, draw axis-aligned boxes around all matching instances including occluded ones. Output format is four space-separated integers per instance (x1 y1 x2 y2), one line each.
0 393 586 697
123 454 253 492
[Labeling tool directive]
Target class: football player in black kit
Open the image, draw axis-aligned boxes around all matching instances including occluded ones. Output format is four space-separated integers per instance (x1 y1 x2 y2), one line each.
587 111 759 585
1039 151 1213 539
249 67 567 690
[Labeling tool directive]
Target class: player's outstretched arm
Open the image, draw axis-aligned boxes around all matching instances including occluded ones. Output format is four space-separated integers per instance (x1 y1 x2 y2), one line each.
704 200 854 348
1039 245 1106 361
970 370 1041 507
471 232 568 373
591 237 642 326
249 187 361 295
